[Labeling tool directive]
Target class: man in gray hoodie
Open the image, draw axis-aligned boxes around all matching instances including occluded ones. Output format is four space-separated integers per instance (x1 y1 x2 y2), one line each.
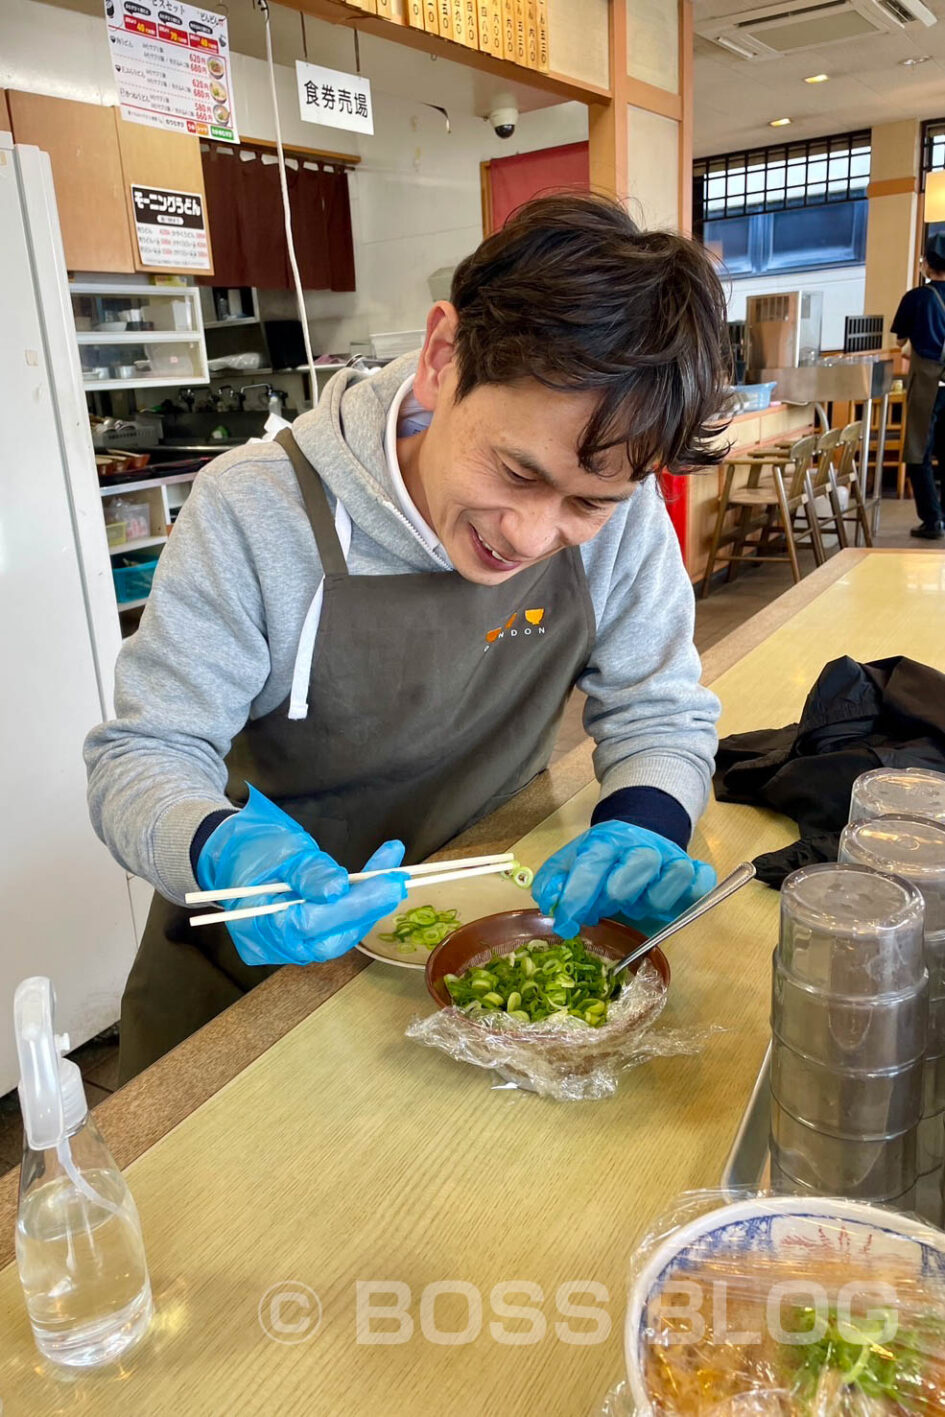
85 193 730 1081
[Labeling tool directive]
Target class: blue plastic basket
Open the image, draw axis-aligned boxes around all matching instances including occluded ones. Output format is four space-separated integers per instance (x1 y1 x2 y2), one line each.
732 381 777 413
112 554 160 605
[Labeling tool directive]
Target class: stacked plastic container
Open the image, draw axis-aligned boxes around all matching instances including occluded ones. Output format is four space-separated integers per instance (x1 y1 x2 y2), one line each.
839 804 945 1224
769 862 928 1208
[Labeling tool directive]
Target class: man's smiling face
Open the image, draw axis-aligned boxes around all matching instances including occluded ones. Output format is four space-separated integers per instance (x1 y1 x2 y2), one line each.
400 304 636 585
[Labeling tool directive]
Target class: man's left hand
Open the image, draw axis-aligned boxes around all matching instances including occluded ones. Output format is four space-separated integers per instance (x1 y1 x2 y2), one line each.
533 820 716 940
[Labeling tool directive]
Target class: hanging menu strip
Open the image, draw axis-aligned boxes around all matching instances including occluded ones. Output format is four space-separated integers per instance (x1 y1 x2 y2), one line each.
104 0 239 143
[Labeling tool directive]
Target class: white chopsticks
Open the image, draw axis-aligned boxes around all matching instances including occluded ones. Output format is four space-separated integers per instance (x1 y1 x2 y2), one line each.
186 851 517 929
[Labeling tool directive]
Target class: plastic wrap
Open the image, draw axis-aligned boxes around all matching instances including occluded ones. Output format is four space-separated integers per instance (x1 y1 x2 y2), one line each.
608 1189 945 1417
406 959 718 1101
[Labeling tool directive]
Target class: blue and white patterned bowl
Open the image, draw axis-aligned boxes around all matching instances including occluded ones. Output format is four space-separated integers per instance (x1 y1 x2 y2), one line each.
625 1194 945 1417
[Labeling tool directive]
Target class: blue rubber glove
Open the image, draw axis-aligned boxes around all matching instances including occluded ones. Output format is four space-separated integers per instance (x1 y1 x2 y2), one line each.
533 820 716 940
196 785 409 966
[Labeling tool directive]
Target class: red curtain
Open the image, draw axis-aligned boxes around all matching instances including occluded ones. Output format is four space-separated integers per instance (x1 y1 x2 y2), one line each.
199 146 355 292
486 141 590 234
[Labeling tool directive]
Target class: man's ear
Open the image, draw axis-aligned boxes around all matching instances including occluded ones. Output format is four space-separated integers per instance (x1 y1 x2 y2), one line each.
413 302 459 411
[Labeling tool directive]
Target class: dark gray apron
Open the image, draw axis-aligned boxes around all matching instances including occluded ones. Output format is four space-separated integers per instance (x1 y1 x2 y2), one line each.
119 429 596 1080
904 286 945 464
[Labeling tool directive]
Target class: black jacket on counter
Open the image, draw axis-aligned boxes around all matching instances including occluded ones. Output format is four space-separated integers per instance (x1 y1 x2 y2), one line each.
714 655 945 886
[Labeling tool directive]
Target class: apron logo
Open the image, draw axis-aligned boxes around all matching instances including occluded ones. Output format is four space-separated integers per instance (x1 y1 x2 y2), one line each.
483 608 546 652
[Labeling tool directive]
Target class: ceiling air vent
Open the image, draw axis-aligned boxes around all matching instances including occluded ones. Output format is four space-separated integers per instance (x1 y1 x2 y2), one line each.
697 0 935 58
871 0 936 25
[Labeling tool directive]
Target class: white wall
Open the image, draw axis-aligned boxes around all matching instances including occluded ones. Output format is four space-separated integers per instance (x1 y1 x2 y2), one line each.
723 266 866 353
0 0 588 355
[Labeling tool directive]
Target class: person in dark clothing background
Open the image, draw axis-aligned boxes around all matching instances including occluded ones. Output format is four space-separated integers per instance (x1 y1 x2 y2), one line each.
891 233 945 540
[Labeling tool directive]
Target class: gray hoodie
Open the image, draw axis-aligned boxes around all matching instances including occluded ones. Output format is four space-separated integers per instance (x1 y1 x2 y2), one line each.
85 356 720 904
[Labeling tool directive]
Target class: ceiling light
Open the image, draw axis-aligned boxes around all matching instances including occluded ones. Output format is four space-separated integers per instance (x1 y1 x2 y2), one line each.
769 117 792 127
804 73 829 83
900 55 931 66
715 34 757 59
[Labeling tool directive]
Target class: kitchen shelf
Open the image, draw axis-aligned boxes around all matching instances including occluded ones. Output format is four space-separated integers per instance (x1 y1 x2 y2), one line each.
100 469 201 496
76 330 201 345
207 366 277 377
84 373 206 392
203 317 259 330
70 282 195 297
75 284 208 392
108 534 168 555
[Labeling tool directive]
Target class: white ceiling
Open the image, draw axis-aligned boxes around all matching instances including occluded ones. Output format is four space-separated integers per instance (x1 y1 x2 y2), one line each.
693 0 945 155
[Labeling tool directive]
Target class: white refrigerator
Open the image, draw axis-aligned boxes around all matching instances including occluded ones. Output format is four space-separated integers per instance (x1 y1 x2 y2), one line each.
0 131 141 1094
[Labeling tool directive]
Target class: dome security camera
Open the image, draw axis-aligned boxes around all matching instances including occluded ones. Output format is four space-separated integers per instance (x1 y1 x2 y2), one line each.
488 94 518 139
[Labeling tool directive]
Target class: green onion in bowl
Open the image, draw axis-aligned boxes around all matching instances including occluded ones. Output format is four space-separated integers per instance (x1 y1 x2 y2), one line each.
443 937 616 1027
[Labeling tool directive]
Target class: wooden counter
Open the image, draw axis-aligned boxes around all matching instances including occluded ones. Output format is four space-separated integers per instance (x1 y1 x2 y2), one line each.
2 549 944 1416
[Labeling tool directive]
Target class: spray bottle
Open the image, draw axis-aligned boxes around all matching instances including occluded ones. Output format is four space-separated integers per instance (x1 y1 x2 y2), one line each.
14 977 152 1368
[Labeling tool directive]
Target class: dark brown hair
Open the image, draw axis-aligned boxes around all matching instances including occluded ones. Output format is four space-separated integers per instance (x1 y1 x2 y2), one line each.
450 192 732 479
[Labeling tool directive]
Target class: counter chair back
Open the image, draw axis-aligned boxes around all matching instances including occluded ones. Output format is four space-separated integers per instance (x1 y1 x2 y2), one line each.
701 433 823 596
834 422 874 548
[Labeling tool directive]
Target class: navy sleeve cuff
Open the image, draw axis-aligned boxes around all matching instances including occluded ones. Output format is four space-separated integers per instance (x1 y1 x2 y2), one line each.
190 808 238 880
591 786 692 850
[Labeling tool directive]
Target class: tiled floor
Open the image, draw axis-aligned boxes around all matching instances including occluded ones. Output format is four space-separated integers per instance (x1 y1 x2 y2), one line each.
0 496 927 1177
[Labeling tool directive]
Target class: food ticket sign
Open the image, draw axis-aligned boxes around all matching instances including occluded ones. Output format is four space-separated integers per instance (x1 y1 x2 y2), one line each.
104 0 239 143
295 61 374 137
131 185 211 269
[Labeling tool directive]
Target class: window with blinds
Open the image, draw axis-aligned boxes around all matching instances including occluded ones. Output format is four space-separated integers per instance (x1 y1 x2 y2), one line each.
694 130 871 221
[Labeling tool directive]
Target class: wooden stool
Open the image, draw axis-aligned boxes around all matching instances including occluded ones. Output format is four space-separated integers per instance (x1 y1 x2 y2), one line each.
701 434 823 597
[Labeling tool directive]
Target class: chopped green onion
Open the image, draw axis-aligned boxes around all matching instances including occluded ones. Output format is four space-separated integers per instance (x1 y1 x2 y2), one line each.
445 937 616 1026
502 859 535 890
378 904 461 953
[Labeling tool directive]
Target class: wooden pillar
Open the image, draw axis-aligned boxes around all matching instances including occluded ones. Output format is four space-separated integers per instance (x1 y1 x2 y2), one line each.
588 0 693 235
864 120 921 342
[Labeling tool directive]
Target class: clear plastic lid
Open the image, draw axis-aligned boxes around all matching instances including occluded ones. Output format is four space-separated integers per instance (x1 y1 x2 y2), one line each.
840 815 945 935
849 767 945 826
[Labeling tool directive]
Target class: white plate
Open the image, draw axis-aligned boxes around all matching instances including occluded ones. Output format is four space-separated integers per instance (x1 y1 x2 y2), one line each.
357 869 533 969
358 782 600 969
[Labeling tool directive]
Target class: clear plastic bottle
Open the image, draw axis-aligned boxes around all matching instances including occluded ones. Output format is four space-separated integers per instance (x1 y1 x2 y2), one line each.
14 977 152 1368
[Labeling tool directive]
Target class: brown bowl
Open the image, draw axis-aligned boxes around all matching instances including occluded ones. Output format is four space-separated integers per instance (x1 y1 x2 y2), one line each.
425 908 669 1010
424 909 671 1087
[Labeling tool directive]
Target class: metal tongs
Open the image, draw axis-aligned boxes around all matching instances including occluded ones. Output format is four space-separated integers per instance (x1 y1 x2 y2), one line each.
610 861 757 980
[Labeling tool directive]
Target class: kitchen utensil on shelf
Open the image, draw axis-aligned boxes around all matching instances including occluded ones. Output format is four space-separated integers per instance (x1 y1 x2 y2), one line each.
849 766 945 826
186 851 520 928
609 861 756 980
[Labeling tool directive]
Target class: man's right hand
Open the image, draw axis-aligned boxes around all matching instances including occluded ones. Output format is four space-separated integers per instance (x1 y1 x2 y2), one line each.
196 785 408 966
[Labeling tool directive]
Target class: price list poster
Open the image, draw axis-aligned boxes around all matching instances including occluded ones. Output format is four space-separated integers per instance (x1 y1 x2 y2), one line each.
104 0 239 143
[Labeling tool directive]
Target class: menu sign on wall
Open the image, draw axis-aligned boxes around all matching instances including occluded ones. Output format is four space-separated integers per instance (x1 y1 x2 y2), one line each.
104 0 239 143
131 185 211 268
295 61 374 137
